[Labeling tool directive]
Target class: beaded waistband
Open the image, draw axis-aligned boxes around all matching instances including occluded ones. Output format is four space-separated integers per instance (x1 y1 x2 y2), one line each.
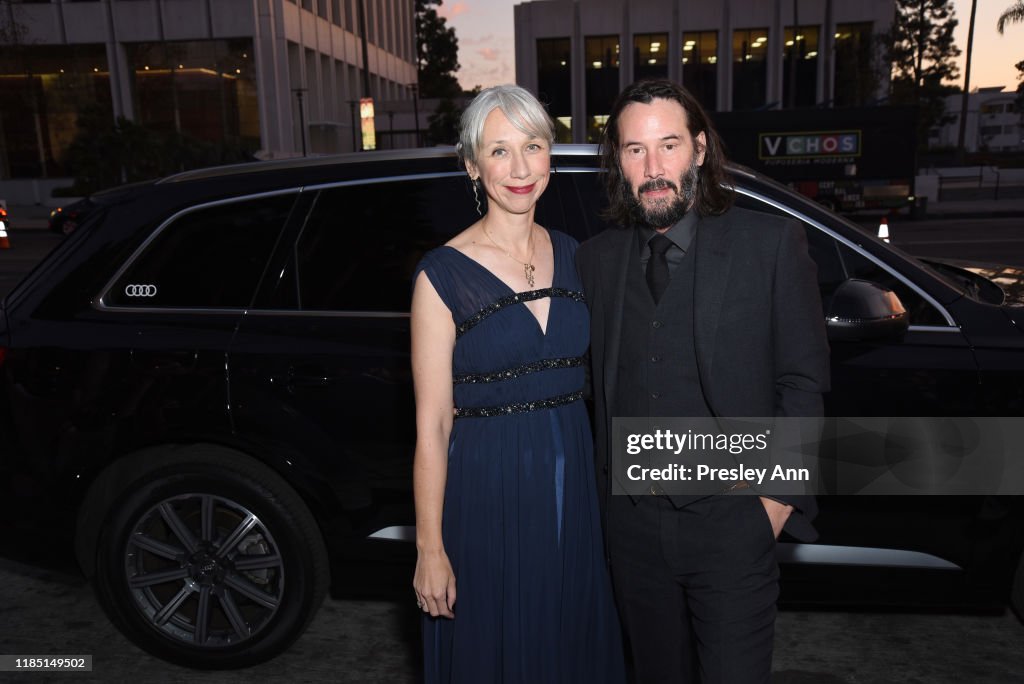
453 390 584 419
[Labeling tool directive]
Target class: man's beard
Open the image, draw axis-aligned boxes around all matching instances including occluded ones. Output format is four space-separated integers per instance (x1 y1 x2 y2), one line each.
623 159 700 229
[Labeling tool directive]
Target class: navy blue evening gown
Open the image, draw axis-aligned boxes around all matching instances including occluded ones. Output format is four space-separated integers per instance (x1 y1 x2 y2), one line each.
413 228 625 683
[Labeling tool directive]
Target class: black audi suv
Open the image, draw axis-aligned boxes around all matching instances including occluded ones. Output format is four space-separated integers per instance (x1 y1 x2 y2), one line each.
1 146 1023 669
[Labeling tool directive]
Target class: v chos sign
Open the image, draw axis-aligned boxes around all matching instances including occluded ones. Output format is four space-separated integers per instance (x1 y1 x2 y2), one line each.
759 130 861 160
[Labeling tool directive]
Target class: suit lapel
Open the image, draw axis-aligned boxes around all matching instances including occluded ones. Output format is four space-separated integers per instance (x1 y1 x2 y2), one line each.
693 214 733 394
599 230 632 415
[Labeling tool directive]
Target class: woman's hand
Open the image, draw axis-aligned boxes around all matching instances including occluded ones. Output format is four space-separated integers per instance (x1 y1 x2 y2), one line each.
414 548 457 618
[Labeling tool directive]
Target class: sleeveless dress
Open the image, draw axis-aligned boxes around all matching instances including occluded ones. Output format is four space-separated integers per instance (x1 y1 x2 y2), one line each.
414 229 625 684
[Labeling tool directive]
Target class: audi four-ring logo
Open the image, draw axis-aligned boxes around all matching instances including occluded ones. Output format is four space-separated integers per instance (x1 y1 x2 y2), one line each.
125 284 158 297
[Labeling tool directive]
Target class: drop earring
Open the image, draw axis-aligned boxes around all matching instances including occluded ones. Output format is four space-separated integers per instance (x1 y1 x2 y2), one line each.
471 178 482 216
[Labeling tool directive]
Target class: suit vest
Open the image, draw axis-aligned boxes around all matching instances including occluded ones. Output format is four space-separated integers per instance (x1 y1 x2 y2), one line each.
613 239 712 420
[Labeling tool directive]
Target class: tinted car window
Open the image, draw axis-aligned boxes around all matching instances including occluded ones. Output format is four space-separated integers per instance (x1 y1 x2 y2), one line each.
267 176 480 312
106 193 296 308
734 192 948 326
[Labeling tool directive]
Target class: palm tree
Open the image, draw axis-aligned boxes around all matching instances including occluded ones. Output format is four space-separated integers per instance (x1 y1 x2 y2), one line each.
997 1 1024 34
957 0 977 161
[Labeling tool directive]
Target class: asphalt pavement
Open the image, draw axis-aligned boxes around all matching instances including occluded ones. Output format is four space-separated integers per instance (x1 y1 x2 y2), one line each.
2 555 1023 684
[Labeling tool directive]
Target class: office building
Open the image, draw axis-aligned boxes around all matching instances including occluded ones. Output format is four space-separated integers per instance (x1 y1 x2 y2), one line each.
514 0 893 142
0 0 417 181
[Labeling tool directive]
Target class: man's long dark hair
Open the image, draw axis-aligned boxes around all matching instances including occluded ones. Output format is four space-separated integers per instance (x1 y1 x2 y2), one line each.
601 79 733 226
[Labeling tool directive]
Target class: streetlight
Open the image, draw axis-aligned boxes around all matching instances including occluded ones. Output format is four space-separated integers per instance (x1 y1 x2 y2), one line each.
408 83 420 147
292 87 308 156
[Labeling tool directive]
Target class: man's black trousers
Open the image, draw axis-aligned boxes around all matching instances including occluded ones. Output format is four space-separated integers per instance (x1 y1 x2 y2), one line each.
607 494 779 684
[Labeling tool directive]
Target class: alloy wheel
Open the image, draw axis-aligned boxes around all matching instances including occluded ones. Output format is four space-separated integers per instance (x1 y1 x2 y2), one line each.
123 493 285 648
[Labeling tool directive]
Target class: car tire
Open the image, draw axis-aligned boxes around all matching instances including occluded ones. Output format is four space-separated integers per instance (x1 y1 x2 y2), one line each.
91 445 329 669
1012 551 1024 623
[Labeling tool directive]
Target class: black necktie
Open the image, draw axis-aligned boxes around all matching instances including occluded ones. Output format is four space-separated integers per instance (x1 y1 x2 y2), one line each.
646 233 674 304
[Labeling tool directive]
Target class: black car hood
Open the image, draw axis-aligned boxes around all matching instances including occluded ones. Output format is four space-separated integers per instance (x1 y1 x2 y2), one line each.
925 259 1024 333
923 258 1024 306
959 264 1024 307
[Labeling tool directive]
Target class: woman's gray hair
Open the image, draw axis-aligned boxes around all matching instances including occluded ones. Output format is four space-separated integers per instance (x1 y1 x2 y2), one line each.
456 84 555 168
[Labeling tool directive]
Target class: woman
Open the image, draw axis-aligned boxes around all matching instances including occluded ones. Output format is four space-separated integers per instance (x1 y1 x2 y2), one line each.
411 85 625 683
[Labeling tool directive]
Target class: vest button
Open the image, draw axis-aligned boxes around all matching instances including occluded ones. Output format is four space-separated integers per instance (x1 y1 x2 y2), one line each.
651 355 660 363
651 392 660 399
652 320 662 329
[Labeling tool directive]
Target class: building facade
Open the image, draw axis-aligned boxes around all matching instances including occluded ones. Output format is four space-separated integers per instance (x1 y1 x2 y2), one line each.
514 0 893 143
0 0 417 181
929 88 1023 153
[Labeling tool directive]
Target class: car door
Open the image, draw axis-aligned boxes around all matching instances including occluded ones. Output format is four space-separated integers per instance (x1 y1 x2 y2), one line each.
727 189 1018 606
226 173 477 559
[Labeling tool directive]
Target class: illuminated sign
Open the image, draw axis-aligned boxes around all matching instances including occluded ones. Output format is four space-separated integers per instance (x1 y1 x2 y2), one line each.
758 130 861 160
360 97 376 151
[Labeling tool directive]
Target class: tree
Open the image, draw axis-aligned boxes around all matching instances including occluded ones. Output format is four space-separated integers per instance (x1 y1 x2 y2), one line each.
426 85 479 146
956 0 977 161
997 3 1024 114
882 0 962 148
66 104 255 195
416 0 461 99
997 1 1024 33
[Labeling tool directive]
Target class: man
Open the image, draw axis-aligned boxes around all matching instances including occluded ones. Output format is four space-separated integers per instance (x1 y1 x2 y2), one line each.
576 79 829 683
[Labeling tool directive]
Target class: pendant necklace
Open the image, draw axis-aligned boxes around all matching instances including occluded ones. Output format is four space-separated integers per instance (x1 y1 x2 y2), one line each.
483 224 537 288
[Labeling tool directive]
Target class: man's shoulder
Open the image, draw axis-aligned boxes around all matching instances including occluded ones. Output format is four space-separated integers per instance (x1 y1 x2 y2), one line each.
578 227 632 260
703 205 801 242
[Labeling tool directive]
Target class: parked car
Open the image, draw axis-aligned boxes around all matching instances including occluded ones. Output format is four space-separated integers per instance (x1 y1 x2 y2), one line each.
49 197 96 235
1 146 1023 669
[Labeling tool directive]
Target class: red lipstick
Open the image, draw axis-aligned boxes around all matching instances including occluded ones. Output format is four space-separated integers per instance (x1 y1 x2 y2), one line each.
506 183 536 194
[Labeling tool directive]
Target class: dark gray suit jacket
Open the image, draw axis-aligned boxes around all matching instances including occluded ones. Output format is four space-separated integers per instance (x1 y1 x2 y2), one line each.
576 206 830 541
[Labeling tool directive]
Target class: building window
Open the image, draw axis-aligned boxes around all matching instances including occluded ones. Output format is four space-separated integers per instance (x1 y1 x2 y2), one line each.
634 33 668 82
126 39 260 150
833 22 875 107
682 31 717 112
537 38 572 142
783 25 818 108
732 29 768 110
585 36 619 143
0 44 112 178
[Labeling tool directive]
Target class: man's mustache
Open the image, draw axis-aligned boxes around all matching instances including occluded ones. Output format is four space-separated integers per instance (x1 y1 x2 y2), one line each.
638 178 678 195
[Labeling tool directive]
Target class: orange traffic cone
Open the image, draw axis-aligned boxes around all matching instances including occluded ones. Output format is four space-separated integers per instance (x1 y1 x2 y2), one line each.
877 217 890 244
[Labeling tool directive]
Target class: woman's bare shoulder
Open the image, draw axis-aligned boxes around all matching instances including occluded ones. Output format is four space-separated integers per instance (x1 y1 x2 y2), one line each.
444 221 483 253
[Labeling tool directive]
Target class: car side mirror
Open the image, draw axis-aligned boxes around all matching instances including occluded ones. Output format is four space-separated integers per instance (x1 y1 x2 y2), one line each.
825 278 909 342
